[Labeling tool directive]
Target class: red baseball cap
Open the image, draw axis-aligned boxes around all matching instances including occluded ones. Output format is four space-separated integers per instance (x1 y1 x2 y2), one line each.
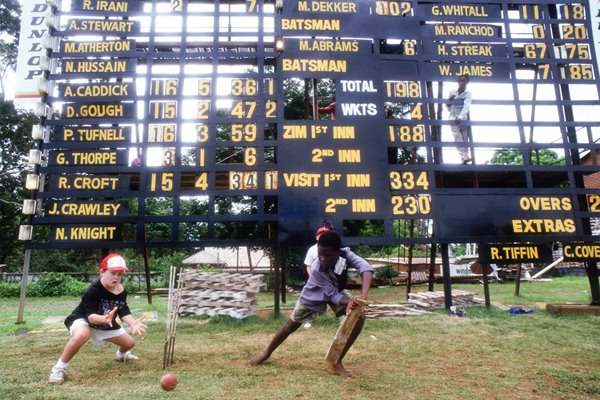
100 254 129 271
316 227 330 236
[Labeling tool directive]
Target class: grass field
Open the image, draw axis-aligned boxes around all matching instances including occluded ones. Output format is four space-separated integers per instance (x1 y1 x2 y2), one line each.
0 277 599 399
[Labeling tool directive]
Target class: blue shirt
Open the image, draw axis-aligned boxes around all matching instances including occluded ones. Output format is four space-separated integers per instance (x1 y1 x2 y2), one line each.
299 248 374 312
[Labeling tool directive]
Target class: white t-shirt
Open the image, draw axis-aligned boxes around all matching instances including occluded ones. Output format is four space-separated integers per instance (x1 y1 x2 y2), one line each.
304 244 347 275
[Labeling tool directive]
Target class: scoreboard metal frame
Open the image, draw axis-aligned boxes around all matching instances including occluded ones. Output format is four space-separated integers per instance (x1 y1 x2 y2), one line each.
23 0 600 261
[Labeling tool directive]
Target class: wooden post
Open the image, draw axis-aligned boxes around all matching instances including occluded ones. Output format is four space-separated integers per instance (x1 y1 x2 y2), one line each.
325 299 367 365
428 243 436 292
514 264 522 297
273 245 281 318
16 249 32 324
280 246 287 305
405 219 415 300
482 262 491 308
441 244 453 309
143 246 152 304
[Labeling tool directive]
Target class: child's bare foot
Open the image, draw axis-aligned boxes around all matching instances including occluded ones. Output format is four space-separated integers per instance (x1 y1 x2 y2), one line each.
249 351 270 366
326 361 352 379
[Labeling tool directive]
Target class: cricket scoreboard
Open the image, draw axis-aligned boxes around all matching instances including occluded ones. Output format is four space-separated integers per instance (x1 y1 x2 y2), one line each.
19 0 600 264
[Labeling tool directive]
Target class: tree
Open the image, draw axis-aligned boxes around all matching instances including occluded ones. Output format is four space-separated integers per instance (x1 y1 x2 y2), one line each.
488 148 563 166
0 0 22 100
0 101 37 269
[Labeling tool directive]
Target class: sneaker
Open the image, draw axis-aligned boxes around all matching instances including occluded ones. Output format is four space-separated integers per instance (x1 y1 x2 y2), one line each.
115 350 139 362
48 367 66 384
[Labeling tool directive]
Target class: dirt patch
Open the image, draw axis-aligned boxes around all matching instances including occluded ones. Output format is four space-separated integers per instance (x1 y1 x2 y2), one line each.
254 307 293 319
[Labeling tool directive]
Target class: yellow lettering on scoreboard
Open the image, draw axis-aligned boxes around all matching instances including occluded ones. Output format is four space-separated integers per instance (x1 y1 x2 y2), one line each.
511 196 576 234
281 19 341 31
47 202 123 216
63 60 128 73
282 59 347 72
512 219 576 233
283 173 321 187
563 244 600 259
434 24 497 37
489 246 538 261
67 20 135 32
63 127 126 141
63 84 130 97
299 39 359 52
352 199 376 212
55 226 119 240
64 41 131 53
282 125 307 139
66 104 125 118
297 1 356 13
71 152 118 165
346 174 370 187
57 176 120 190
81 0 129 12
436 44 493 56
431 5 488 17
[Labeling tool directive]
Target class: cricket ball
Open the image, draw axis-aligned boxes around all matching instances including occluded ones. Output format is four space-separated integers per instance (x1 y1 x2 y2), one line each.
160 373 177 391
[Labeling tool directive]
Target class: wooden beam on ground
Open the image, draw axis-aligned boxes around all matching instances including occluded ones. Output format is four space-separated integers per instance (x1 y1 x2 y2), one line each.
546 304 600 314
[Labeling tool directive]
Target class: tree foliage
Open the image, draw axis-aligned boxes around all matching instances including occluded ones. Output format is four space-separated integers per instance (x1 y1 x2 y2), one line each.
0 0 22 99
488 148 563 166
0 101 36 268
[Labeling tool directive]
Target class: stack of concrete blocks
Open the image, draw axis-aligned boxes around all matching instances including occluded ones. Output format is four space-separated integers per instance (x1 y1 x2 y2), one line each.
177 270 265 319
408 290 485 308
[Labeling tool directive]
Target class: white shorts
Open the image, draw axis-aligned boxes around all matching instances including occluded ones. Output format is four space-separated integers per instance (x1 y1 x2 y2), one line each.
69 318 127 345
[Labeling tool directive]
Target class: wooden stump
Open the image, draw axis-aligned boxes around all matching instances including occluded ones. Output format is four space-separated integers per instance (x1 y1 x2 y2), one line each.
325 298 367 365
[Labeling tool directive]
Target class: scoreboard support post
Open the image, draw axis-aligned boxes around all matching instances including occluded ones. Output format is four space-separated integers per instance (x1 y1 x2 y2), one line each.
441 244 452 310
16 249 32 324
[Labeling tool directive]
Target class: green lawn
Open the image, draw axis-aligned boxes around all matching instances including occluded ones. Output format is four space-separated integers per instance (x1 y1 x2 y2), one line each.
0 277 598 399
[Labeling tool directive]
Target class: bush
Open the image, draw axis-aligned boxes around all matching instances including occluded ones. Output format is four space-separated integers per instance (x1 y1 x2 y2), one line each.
0 282 21 297
374 265 400 285
0 273 168 298
122 279 166 295
28 273 87 297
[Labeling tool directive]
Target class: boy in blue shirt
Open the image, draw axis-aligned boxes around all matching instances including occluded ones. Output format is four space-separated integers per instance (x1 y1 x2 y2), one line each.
250 231 374 378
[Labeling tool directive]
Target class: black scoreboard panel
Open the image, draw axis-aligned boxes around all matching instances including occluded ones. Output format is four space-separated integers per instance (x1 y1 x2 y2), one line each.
27 0 600 253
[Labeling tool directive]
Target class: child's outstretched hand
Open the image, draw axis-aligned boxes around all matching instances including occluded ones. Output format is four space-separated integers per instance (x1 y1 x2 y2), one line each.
103 306 118 327
129 314 148 335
